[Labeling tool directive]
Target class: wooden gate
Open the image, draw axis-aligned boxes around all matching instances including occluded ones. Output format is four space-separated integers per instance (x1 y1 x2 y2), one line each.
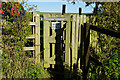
42 13 89 70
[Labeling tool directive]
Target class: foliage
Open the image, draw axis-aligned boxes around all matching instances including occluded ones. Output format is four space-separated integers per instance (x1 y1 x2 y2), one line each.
89 2 120 79
24 63 50 79
2 1 50 78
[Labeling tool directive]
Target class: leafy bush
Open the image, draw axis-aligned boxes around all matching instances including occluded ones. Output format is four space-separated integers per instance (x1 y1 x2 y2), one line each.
89 2 120 80
24 64 50 79
2 1 50 79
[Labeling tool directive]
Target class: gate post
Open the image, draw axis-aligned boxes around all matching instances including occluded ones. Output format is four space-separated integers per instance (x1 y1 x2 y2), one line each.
83 23 90 79
43 14 50 68
65 14 71 67
33 11 40 64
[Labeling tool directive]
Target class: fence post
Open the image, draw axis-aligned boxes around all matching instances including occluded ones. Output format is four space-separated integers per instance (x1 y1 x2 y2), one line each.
33 11 40 64
43 14 50 68
79 8 81 15
79 15 86 70
62 5 66 15
83 23 90 80
65 14 71 67
76 14 80 71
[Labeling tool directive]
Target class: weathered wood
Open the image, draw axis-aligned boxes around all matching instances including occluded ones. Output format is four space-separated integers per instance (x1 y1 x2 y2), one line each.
23 47 35 51
26 35 35 39
51 14 56 68
33 11 40 64
49 36 63 43
83 23 90 80
72 15 76 69
86 16 89 23
49 55 55 64
83 15 86 23
90 25 120 38
65 14 71 67
84 23 90 67
44 14 50 68
29 22 35 26
78 15 83 46
80 15 86 69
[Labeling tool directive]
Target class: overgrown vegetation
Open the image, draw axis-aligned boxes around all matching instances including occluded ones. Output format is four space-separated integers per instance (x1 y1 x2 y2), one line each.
1 1 120 79
89 2 120 79
2 1 50 79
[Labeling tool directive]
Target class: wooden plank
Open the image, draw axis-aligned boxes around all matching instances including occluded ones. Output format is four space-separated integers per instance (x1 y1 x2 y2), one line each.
49 60 55 64
79 15 84 69
26 35 35 39
65 14 71 67
82 15 87 68
83 23 90 79
49 54 55 64
78 15 83 46
43 14 50 68
23 47 35 51
84 23 90 67
29 22 35 26
33 11 40 64
49 36 63 43
83 15 86 23
54 17 63 70
86 16 89 23
41 18 67 21
32 23 35 59
72 15 76 69
51 14 55 68
76 14 80 70
90 25 120 38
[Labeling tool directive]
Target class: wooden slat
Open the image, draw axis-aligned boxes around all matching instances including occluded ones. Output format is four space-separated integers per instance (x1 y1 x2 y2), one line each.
29 22 35 26
49 55 55 64
76 14 80 70
44 14 50 68
41 18 67 21
51 14 56 68
84 15 86 23
33 11 40 64
65 14 71 67
23 47 35 51
72 15 76 69
83 23 90 79
26 35 35 39
90 25 120 38
81 15 87 69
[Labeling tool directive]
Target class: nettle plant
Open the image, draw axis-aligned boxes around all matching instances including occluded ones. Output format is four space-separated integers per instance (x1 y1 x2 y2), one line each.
2 1 50 78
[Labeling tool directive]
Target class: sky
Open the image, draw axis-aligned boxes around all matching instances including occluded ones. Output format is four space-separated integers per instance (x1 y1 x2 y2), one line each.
25 0 96 13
